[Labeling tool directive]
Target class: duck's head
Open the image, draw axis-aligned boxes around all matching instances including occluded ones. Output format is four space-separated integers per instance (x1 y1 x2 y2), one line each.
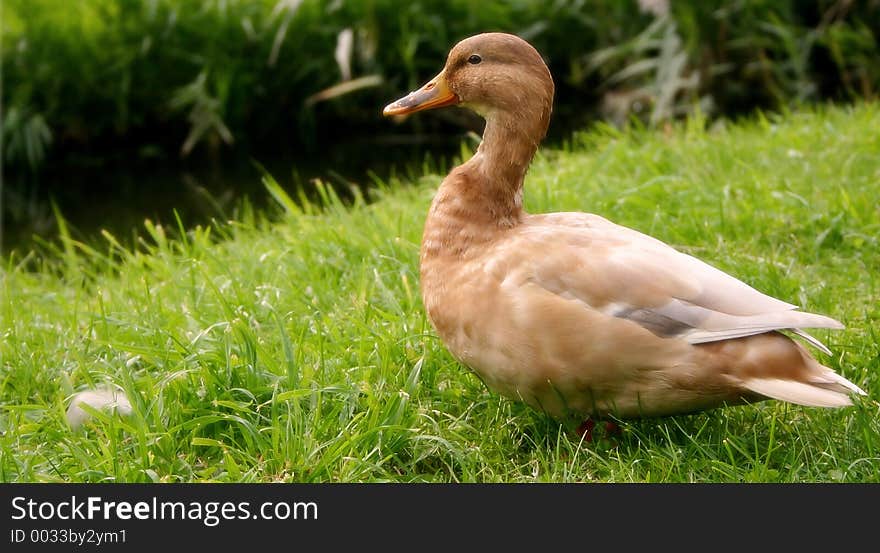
383 33 554 136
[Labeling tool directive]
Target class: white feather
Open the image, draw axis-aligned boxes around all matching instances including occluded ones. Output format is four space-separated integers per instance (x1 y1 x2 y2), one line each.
742 378 853 407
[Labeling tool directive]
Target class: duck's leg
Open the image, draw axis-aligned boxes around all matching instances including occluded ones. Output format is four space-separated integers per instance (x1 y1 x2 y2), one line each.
575 419 621 443
576 419 596 442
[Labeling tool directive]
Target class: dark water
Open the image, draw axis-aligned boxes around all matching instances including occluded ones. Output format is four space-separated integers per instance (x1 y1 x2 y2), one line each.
1 136 462 257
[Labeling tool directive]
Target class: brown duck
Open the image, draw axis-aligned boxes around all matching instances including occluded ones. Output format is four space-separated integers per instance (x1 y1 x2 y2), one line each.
383 32 865 422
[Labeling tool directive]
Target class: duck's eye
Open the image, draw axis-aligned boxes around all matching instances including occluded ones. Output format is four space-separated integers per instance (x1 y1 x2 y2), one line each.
467 54 482 65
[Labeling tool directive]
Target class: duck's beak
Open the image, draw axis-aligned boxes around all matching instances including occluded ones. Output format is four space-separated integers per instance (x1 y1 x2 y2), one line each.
383 71 459 116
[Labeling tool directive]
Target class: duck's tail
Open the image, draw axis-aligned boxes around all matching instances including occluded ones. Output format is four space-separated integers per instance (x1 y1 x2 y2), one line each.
701 331 866 408
742 371 866 407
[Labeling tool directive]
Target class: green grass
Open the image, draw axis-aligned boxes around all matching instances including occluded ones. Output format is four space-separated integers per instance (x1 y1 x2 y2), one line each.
2 103 879 482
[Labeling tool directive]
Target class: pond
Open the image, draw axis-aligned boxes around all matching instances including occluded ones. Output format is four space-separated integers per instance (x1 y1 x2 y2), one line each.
1 135 463 258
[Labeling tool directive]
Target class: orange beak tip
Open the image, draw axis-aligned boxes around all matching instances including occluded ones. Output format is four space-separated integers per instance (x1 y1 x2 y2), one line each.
382 73 458 118
382 103 405 117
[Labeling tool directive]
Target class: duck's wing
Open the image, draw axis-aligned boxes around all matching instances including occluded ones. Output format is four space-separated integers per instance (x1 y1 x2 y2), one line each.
516 213 843 350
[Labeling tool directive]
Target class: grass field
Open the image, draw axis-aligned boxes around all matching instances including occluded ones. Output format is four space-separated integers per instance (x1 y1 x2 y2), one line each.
1 103 878 482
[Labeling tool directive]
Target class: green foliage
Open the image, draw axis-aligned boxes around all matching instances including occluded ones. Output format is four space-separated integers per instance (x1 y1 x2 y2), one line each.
2 0 878 173
1 106 53 171
585 1 880 123
1 103 878 482
169 71 234 156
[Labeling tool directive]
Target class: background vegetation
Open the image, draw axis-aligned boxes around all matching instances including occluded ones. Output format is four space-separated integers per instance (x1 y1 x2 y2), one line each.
4 0 879 175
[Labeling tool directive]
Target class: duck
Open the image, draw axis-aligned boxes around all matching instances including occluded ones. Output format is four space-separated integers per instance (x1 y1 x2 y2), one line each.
382 32 866 425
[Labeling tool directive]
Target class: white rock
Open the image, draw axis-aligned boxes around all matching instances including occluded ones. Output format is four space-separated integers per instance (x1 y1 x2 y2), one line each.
66 388 133 429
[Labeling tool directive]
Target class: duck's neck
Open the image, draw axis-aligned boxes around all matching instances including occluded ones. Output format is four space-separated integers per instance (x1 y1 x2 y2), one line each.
448 110 547 225
473 111 543 199
421 109 549 262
